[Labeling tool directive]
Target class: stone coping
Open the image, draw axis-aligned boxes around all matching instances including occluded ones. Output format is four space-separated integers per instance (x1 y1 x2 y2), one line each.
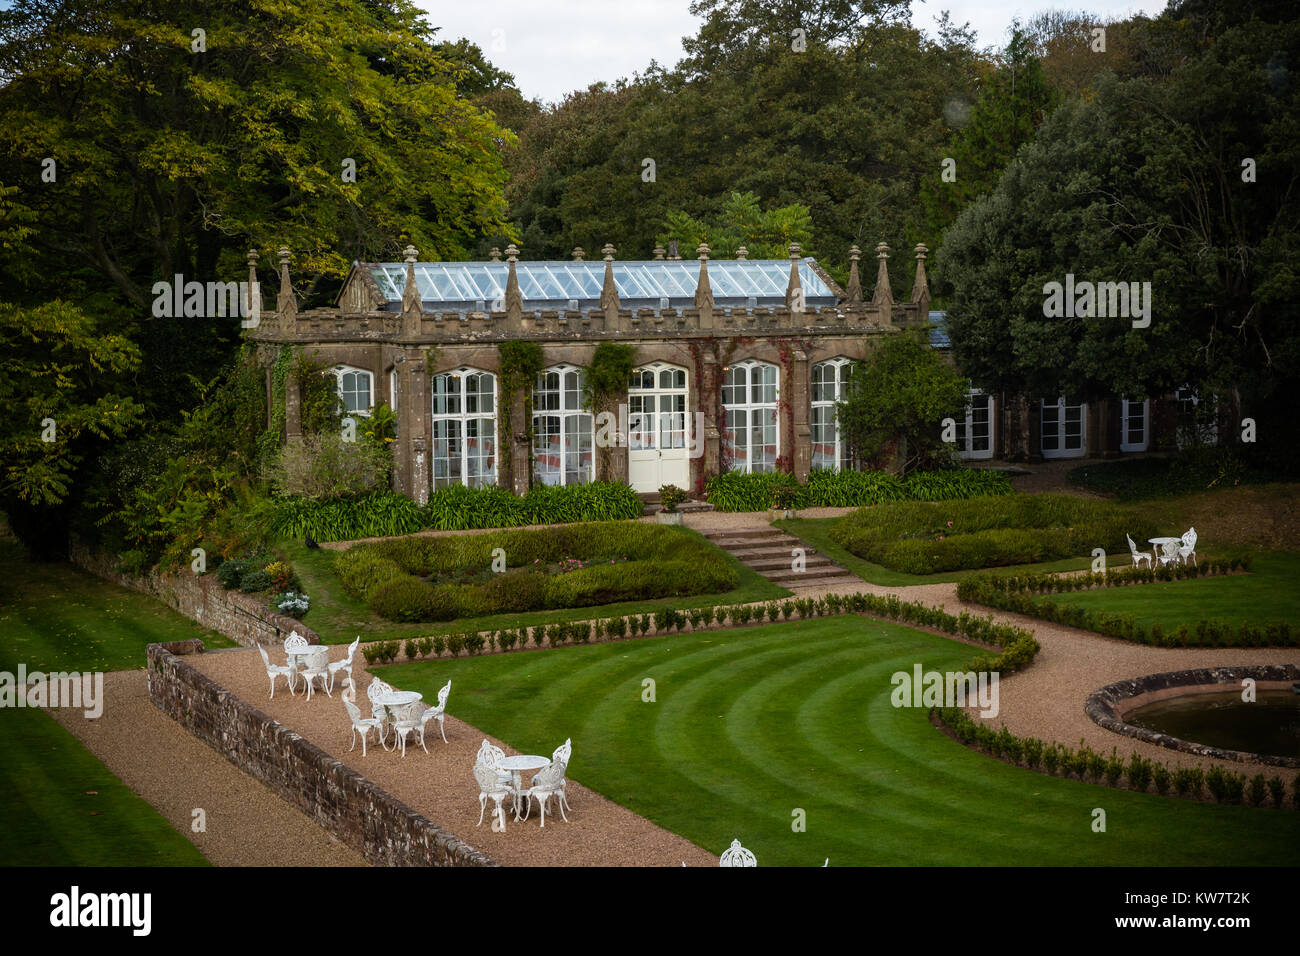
1085 665 1300 769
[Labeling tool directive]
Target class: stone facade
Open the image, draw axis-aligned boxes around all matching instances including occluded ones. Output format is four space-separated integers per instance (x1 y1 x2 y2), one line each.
147 640 496 866
248 241 932 499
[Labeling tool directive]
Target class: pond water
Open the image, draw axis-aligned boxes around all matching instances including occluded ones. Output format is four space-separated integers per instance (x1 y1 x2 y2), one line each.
1124 689 1300 759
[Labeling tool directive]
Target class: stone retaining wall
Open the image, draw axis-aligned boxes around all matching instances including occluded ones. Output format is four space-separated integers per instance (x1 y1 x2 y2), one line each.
1086 665 1300 768
147 640 494 867
70 537 317 648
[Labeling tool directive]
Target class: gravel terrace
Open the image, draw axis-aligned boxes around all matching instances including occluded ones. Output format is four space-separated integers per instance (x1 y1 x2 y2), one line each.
186 649 719 867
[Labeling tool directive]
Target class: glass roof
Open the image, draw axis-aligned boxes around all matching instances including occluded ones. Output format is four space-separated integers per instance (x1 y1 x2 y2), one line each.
365 259 838 310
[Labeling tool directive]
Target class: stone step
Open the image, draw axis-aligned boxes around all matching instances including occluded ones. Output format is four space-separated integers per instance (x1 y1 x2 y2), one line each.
768 571 860 588
705 528 787 540
745 555 837 571
707 534 797 550
731 545 810 560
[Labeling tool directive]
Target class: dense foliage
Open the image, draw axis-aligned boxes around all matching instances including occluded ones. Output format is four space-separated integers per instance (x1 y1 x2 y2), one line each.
704 467 1010 512
1067 449 1276 501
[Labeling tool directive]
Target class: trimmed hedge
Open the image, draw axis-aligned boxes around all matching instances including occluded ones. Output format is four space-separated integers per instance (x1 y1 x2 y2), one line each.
829 493 1157 575
934 707 1295 809
703 467 1011 512
335 522 737 622
272 482 642 542
956 558 1297 647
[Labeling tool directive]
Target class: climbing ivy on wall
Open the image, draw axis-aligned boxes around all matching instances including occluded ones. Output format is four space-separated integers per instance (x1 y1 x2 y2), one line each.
297 352 344 436
498 340 545 488
586 342 636 481
258 344 294 465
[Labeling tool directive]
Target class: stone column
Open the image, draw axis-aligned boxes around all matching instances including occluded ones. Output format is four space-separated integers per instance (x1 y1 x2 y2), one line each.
509 389 531 494
407 349 430 505
791 348 811 481
697 351 720 493
285 368 302 442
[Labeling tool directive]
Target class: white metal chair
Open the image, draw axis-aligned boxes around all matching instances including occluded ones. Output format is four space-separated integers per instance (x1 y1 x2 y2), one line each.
327 637 360 694
1126 533 1152 569
256 644 294 699
415 681 452 750
283 631 309 691
549 737 573 807
519 757 570 827
719 839 757 867
473 750 516 831
476 738 514 788
389 701 425 757
342 694 383 756
367 678 395 744
1178 527 1198 567
297 645 331 701
1157 539 1181 568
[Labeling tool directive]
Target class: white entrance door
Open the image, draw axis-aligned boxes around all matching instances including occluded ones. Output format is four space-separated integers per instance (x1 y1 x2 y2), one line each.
1041 397 1086 459
957 390 994 460
1120 398 1149 452
628 364 690 493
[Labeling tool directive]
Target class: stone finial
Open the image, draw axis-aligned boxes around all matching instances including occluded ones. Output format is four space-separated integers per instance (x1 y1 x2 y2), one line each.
247 248 260 269
735 246 748 260
572 246 585 261
246 249 261 322
788 242 802 260
489 246 501 262
871 241 894 311
276 246 297 323
785 246 804 312
652 242 666 260
600 244 620 317
401 245 422 319
910 243 930 305
667 239 679 260
697 242 710 261
504 245 523 317
694 247 714 314
846 244 863 305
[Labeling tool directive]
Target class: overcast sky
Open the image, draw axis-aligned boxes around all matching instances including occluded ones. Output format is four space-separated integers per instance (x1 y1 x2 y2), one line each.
420 0 1168 103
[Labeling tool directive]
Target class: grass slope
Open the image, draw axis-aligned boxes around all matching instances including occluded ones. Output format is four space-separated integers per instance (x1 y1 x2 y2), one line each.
1037 551 1300 630
378 617 1297 866
0 707 208 866
0 540 236 673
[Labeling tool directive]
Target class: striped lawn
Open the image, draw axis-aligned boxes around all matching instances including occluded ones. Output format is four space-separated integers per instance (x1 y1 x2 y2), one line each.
380 616 1298 866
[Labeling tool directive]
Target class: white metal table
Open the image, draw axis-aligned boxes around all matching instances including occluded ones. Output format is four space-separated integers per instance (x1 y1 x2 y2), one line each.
497 754 550 819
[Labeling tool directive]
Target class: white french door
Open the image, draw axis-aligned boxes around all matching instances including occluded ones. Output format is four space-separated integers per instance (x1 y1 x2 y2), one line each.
957 390 994 460
1041 398 1086 459
1120 398 1149 453
627 363 690 493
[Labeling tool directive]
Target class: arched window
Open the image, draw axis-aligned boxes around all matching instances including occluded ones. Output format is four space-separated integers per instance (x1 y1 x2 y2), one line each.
431 369 497 488
330 366 373 417
721 360 778 473
811 358 855 471
533 365 593 486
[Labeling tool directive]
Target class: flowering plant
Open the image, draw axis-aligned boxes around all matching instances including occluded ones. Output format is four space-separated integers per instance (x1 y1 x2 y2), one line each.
276 590 310 619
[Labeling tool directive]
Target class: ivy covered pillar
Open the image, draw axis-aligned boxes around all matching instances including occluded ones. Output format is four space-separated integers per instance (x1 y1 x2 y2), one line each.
697 351 720 494
509 388 531 494
406 348 430 505
284 366 302 442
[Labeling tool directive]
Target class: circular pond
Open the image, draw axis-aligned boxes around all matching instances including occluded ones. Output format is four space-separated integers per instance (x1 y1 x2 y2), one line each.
1123 690 1300 761
1085 665 1300 768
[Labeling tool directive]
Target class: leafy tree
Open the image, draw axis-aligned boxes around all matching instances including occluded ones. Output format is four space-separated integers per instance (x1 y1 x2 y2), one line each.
836 330 968 474
658 192 814 259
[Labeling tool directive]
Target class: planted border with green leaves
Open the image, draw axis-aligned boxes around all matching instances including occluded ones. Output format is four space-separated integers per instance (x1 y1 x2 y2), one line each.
703 467 1011 512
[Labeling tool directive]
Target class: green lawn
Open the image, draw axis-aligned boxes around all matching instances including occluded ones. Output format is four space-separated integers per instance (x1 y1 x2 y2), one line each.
282 529 790 645
377 617 1297 866
0 540 236 673
776 517 1097 586
1038 551 1300 630
0 707 209 866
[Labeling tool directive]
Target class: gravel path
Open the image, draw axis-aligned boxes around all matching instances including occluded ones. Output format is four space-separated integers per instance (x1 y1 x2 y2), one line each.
187 650 719 867
48 671 367 867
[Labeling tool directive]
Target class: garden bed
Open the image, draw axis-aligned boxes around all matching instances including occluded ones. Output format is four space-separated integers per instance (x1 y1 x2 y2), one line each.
703 467 1011 512
829 493 1157 575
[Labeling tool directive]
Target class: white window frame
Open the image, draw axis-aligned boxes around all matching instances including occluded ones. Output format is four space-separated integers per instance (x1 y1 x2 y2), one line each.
956 388 994 460
811 358 855 471
532 364 594 486
330 365 373 418
722 359 780 474
431 368 498 489
1120 397 1149 453
1040 396 1086 459
628 362 688 451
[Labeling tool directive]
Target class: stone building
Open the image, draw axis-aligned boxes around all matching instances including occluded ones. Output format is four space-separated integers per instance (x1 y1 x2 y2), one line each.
247 240 933 501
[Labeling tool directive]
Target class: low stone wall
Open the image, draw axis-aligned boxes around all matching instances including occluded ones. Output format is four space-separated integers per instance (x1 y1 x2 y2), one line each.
69 537 316 648
1086 665 1300 768
147 641 494 867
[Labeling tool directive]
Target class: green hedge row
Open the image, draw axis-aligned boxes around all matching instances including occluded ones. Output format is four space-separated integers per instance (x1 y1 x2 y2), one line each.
702 467 1012 512
359 590 1040 677
936 707 1297 809
956 561 1299 647
334 522 737 622
829 493 1156 575
270 482 642 542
